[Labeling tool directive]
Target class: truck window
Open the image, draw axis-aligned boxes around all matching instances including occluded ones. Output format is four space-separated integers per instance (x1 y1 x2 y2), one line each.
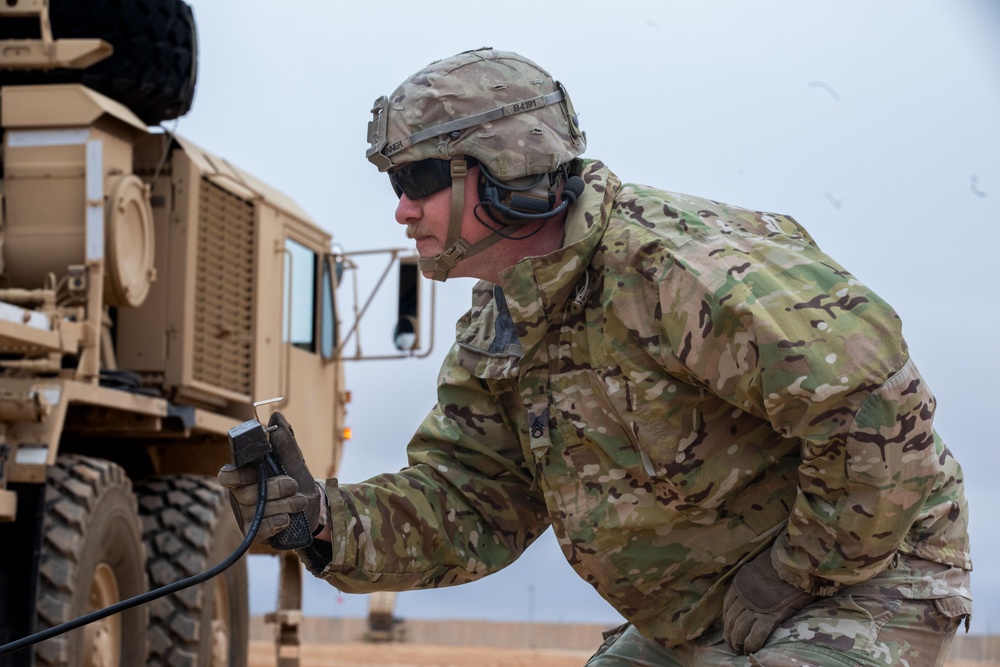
320 255 337 359
283 238 316 352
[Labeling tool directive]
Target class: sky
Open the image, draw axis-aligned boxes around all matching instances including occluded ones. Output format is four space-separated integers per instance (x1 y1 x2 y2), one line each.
180 0 1000 635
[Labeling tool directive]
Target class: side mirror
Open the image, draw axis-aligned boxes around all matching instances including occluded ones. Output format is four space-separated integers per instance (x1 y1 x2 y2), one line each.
333 248 434 361
393 256 420 352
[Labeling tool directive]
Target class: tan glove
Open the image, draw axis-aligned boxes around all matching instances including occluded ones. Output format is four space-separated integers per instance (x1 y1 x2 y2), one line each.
723 548 815 655
218 412 321 543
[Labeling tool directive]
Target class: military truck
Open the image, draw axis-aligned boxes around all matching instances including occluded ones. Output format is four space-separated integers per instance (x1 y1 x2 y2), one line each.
0 2 424 665
365 592 406 644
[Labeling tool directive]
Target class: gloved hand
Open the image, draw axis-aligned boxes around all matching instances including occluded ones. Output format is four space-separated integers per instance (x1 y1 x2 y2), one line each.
723 548 815 655
218 412 322 543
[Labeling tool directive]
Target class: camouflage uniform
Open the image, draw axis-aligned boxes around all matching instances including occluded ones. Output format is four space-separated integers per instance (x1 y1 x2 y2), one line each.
299 159 971 652
587 591 969 666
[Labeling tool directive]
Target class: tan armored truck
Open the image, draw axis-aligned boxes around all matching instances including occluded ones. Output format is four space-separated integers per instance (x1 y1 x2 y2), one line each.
0 2 425 666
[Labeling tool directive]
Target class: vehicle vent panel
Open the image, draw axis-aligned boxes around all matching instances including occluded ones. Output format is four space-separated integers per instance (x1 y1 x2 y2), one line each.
193 180 255 397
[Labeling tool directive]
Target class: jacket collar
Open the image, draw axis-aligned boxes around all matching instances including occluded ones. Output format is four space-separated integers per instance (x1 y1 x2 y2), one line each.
456 160 621 360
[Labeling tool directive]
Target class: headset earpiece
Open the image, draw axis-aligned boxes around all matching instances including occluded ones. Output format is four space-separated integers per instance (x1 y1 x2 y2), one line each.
478 167 577 227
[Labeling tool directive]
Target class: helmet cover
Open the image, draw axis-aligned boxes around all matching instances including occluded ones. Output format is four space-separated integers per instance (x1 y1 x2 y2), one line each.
367 48 586 179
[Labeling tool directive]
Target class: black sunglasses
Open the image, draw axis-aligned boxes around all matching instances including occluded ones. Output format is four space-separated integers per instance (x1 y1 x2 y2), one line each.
389 159 454 200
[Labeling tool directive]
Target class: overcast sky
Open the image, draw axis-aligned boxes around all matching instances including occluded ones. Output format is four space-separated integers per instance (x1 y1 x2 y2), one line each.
181 0 1000 635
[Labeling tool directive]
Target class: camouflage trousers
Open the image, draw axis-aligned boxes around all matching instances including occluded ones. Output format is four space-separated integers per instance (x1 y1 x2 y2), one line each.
585 595 969 667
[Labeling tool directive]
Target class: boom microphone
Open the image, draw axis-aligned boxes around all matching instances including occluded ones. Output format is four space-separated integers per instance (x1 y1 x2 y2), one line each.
561 175 585 204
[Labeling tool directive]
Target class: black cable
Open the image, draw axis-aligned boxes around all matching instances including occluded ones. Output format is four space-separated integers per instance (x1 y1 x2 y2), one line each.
473 203 553 241
0 464 268 658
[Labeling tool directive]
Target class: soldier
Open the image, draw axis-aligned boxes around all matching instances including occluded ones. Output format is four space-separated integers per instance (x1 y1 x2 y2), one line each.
220 48 972 665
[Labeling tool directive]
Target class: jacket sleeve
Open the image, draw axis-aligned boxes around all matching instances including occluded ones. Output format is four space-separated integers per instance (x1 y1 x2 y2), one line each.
303 344 549 593
653 228 945 595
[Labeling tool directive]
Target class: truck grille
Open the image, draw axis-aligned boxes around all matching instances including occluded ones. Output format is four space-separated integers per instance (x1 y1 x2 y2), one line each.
193 180 255 397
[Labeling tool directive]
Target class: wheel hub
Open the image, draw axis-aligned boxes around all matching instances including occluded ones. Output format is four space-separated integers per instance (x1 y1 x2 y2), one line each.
84 562 121 667
210 575 231 666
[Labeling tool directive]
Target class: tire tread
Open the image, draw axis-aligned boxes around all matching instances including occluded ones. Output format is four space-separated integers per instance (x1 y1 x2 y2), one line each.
36 455 147 667
136 475 247 667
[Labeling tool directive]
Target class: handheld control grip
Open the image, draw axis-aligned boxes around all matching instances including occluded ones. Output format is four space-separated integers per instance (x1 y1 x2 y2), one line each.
227 419 313 550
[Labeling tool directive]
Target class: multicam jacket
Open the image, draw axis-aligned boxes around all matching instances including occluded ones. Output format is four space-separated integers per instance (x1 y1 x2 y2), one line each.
304 160 971 645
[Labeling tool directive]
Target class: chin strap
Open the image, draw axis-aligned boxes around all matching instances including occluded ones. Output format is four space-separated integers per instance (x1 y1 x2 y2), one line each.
415 156 563 282
419 158 471 282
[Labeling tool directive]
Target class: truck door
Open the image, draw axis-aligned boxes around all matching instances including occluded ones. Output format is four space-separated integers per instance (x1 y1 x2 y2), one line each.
278 236 344 478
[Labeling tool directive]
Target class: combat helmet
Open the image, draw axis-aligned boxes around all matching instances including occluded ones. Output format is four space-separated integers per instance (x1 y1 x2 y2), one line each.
367 48 587 281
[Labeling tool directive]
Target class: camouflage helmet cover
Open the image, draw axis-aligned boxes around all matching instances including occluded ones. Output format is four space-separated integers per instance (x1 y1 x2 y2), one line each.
367 48 586 180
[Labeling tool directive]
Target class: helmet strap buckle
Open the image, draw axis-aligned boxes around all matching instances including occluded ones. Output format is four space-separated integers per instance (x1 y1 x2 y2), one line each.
421 157 470 282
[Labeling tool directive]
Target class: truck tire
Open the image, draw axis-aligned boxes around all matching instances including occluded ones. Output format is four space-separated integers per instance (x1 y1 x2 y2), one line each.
136 476 249 667
0 0 198 125
35 456 149 667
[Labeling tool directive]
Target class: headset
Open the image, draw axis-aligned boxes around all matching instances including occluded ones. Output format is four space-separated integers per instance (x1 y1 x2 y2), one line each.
477 165 585 229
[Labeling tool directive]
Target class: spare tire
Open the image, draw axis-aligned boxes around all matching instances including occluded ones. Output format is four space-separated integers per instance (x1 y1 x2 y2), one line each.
0 0 198 125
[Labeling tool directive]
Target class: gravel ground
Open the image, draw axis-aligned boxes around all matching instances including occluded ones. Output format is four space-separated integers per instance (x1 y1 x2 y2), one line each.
249 641 997 667
249 641 594 667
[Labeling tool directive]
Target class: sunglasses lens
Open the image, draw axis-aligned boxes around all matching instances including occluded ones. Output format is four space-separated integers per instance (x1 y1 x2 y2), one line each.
389 159 452 200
